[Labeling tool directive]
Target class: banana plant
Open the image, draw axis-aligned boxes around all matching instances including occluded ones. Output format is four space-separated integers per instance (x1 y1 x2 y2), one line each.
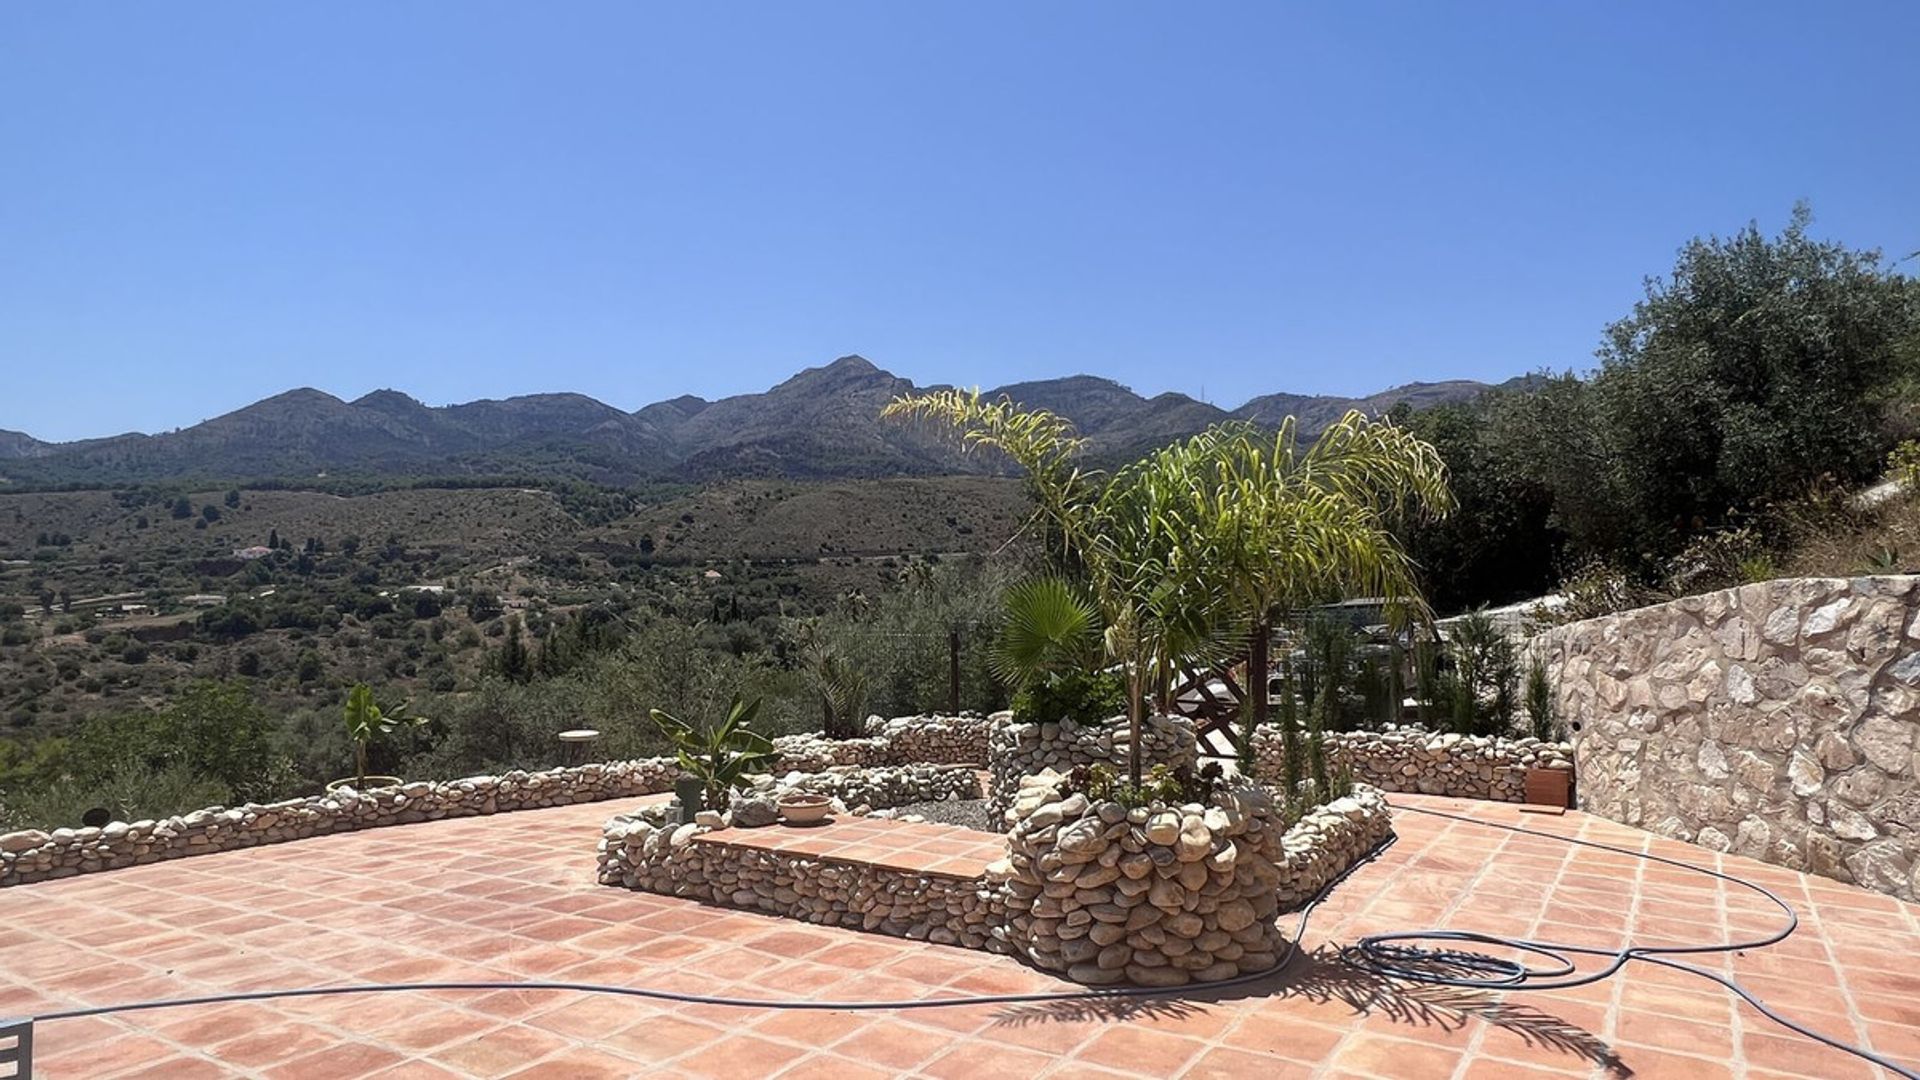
649 694 775 811
341 683 427 788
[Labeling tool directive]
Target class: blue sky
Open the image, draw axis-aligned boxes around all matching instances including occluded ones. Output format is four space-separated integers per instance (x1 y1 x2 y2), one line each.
2 2 1915 442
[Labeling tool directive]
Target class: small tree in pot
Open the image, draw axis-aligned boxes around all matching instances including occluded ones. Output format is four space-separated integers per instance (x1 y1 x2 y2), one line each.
328 684 427 792
649 694 776 812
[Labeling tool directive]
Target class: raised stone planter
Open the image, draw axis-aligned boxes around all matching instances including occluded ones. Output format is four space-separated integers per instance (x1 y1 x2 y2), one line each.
998 769 1292 987
597 765 1004 949
986 714 1198 822
599 820 1006 950
1250 725 1572 803
1274 785 1394 909
599 763 1394 988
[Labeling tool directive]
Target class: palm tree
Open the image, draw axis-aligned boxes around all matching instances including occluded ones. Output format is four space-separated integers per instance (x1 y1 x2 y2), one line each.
890 391 1453 788
1189 414 1453 768
887 391 1233 782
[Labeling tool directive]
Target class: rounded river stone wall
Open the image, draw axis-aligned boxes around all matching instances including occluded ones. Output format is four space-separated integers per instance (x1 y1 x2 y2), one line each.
875 713 997 765
1273 785 1395 909
772 713 995 772
1250 726 1572 803
1533 575 1920 902
998 770 1287 986
987 714 1198 822
597 776 1005 951
598 769 1395 988
1 758 681 887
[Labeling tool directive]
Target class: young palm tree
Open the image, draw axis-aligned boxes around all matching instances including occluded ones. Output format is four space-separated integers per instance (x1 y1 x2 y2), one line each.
891 391 1453 784
887 391 1234 782
1191 414 1453 762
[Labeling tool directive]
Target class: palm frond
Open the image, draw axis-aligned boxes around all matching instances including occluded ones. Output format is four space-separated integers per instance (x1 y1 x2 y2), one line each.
992 577 1100 686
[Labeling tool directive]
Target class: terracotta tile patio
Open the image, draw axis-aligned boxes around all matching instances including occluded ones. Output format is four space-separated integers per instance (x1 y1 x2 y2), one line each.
1 793 1915 1078
692 815 1007 878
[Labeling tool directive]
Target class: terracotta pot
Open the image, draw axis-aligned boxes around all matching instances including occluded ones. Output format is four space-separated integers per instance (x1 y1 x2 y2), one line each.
326 776 403 793
1523 767 1571 809
778 792 833 826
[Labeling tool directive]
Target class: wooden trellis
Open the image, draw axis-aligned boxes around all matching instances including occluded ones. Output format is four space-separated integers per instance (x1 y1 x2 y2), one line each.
1169 652 1253 756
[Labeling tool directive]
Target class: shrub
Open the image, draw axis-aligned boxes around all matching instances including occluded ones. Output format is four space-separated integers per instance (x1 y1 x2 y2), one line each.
1525 658 1557 742
1070 760 1222 809
1010 669 1125 727
649 694 775 811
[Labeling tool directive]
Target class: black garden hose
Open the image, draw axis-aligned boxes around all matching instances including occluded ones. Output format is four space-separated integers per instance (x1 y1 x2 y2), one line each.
1343 801 1918 1080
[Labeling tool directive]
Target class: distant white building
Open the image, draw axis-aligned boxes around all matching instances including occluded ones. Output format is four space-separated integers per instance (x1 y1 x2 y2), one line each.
182 594 226 607
234 546 273 560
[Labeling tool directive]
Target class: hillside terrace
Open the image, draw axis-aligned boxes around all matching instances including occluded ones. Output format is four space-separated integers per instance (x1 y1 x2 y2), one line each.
3 789 1916 1079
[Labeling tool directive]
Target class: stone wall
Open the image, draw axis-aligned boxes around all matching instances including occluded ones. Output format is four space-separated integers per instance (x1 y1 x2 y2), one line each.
771 713 996 772
0 711 994 890
999 771 1289 986
987 714 1198 822
600 766 1395 988
747 765 983 819
1273 786 1395 909
1533 576 1920 901
598 803 1005 952
1250 726 1572 803
874 713 997 765
771 734 892 772
1 758 681 887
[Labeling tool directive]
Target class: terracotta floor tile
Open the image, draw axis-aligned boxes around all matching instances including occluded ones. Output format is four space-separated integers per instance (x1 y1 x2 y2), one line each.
672 1033 811 1079
1740 1028 1882 1080
1072 1025 1211 1076
367 1061 475 1080
830 1019 946 1071
920 1039 1061 1080
114 1055 236 1080
749 1007 874 1048
1220 1013 1349 1062
772 1051 901 1080
521 994 656 1040
427 1024 572 1078
1328 1032 1465 1078
1611 1045 1738 1079
1611 1007 1736 1061
264 1043 409 1080
1179 1046 1319 1079
599 1013 730 1064
208 1021 343 1068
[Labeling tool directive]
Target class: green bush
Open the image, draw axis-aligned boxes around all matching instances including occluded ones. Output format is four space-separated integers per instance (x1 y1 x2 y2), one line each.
1011 669 1125 727
1525 658 1556 742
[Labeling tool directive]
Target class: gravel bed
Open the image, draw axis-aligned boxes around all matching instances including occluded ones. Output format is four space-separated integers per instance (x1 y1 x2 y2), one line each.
885 798 999 834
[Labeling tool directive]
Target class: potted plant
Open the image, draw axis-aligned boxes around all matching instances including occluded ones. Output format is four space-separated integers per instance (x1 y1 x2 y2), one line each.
327 684 427 792
776 791 833 826
649 694 775 812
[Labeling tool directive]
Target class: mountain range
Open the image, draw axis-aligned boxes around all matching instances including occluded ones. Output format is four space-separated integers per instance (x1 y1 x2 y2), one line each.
0 357 1509 488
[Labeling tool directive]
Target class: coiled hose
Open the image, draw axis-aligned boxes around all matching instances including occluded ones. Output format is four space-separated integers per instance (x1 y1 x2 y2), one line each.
17 801 1917 1078
1345 801 1918 1079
